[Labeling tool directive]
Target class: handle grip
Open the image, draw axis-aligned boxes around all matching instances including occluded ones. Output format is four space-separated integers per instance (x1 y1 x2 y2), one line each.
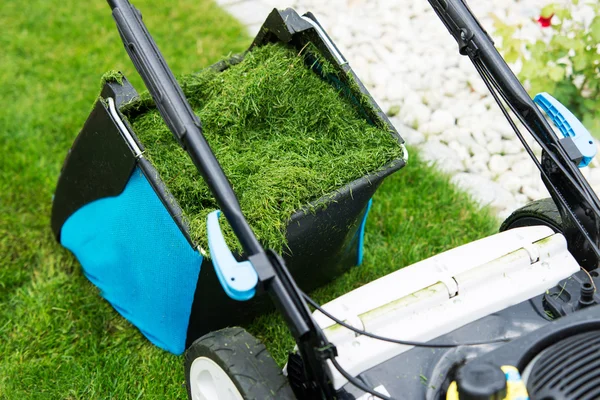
534 92 596 168
207 211 258 301
109 0 199 145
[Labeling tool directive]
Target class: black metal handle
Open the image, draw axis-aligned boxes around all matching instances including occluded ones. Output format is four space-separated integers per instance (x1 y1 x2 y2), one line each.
107 0 263 256
429 0 600 268
429 0 554 142
107 4 339 396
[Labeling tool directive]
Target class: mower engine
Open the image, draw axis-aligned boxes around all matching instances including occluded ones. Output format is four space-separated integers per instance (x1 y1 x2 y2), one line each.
297 225 600 399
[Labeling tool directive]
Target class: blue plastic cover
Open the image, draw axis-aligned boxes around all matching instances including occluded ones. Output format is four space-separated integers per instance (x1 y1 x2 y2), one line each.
61 167 203 354
534 92 596 167
206 210 258 301
356 198 373 266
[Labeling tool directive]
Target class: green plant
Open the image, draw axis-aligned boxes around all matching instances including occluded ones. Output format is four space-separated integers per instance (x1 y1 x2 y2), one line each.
1 0 499 397
493 1 600 136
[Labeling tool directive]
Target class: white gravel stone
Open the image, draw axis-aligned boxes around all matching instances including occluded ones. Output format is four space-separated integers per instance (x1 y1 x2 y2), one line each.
228 0 599 218
489 154 510 174
498 208 515 221
445 102 470 120
423 91 445 110
370 64 392 88
493 123 515 140
431 110 456 133
522 185 544 201
502 139 523 155
384 79 409 102
581 166 591 180
394 123 425 145
452 128 477 149
487 139 503 155
483 128 501 143
511 159 536 177
470 102 488 117
442 79 461 96
451 173 515 209
469 143 489 159
498 172 523 192
401 102 431 129
515 193 529 205
420 140 464 174
589 168 600 186
448 141 470 162
467 160 489 175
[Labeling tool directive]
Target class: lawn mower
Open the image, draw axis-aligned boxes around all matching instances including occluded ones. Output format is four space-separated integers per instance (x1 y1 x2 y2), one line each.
54 0 600 398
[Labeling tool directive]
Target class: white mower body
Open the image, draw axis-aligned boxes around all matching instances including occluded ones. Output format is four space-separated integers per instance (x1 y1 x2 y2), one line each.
309 226 580 389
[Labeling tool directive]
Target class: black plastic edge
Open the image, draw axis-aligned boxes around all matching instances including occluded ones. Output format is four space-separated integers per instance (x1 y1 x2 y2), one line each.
104 77 196 247
250 8 405 146
51 99 137 241
465 304 600 372
289 158 405 224
137 158 195 247
100 73 139 108
185 166 382 345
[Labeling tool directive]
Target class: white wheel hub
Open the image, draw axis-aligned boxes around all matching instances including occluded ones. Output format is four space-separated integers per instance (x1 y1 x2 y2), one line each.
189 356 244 400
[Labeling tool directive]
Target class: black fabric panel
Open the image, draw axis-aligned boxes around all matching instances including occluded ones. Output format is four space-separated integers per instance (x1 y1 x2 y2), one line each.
51 100 136 241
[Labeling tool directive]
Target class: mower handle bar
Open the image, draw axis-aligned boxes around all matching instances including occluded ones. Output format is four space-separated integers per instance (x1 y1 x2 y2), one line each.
107 0 263 257
429 0 600 268
106 1 338 396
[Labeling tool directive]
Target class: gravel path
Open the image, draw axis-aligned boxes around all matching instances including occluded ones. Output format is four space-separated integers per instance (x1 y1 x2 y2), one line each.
217 0 600 220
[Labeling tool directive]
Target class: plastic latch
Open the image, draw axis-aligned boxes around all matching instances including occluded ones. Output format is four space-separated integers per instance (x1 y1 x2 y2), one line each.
207 210 258 301
534 92 596 168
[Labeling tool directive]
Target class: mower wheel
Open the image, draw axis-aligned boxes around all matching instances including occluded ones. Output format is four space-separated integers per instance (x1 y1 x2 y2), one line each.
184 327 294 400
500 198 563 233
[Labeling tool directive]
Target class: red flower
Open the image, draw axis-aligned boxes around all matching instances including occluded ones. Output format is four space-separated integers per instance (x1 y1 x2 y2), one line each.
537 13 554 28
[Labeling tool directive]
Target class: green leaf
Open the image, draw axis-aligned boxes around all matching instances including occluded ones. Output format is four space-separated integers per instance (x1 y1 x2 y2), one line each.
551 35 581 53
530 80 555 98
582 113 600 139
573 53 588 71
548 65 566 82
555 8 571 21
541 4 556 18
505 49 520 64
590 17 600 42
581 99 596 115
387 105 401 117
588 78 600 91
529 41 547 58
520 60 544 80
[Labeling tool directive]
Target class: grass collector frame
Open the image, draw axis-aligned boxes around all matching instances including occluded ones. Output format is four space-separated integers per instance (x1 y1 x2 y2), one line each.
51 8 406 354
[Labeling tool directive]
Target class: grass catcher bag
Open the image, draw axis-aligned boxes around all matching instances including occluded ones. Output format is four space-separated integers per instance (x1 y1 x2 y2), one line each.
51 8 406 354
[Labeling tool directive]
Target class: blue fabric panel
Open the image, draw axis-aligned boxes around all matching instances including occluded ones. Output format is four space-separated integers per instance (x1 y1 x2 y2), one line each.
61 167 202 354
356 198 373 266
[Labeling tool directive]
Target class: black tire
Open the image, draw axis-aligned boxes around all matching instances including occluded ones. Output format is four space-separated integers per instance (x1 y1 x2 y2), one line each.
184 327 294 400
500 198 563 233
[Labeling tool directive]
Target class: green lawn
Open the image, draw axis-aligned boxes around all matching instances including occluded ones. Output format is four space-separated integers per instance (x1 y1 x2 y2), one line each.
0 0 498 398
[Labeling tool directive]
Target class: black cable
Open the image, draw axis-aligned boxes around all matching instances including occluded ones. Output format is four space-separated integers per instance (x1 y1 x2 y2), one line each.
472 57 599 249
479 61 600 259
472 58 600 259
302 292 514 347
528 298 554 321
330 357 395 400
472 57 592 200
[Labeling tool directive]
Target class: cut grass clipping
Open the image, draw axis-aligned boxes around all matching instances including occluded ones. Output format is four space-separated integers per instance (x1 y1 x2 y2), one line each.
126 43 404 253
